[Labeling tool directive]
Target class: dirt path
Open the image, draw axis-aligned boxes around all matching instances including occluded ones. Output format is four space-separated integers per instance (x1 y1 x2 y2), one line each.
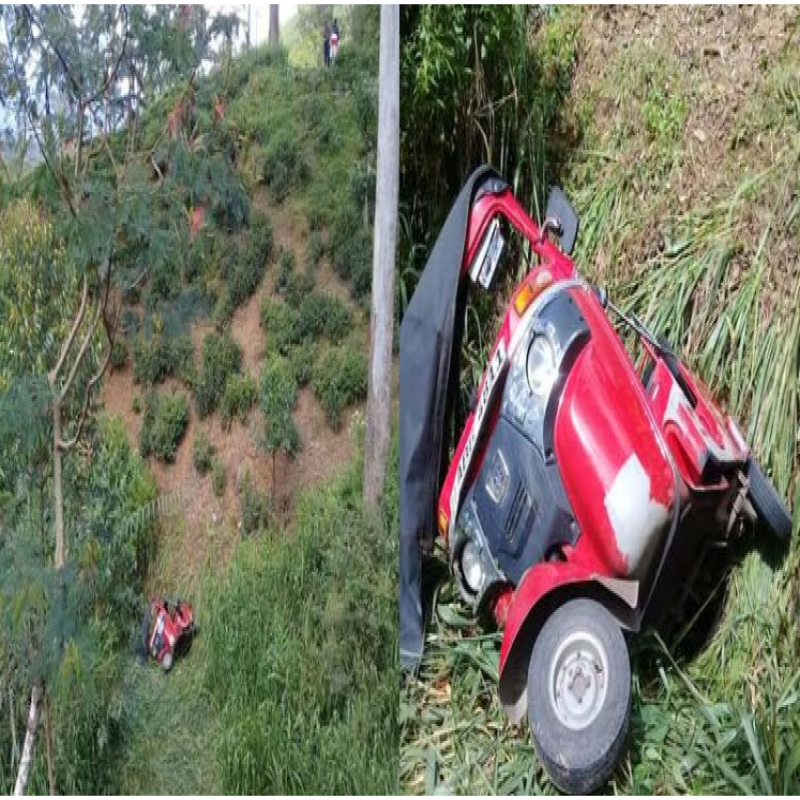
101 189 361 587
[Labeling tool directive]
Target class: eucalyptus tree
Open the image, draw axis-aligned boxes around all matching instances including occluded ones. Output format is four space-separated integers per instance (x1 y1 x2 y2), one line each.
0 5 218 792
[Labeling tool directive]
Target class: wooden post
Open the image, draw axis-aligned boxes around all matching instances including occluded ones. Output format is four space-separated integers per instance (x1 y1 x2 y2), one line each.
364 5 399 512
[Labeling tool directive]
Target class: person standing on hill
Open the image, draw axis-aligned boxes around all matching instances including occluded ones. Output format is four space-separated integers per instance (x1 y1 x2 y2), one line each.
330 18 340 66
323 20 331 69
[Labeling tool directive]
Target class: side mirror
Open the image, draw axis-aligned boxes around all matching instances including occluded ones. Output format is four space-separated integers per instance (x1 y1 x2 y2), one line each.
545 187 580 256
594 285 608 309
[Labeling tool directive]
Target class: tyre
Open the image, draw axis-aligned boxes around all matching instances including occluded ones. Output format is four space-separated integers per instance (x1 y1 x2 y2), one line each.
527 598 630 795
747 459 792 543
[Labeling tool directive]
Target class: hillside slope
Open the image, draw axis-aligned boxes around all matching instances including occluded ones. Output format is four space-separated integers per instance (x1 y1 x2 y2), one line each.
97 32 394 794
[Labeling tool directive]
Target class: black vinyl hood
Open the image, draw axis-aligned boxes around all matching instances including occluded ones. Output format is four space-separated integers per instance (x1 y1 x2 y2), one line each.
399 166 506 672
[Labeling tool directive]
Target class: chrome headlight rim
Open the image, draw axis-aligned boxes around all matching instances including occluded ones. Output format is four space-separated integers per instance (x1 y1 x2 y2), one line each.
459 540 484 595
526 333 557 396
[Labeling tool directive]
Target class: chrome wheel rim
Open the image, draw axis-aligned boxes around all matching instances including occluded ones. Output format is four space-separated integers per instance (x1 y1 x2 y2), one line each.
548 629 609 731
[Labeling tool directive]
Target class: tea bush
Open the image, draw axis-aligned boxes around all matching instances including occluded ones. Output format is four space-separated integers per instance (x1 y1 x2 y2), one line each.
220 373 258 428
139 391 190 463
132 332 195 387
149 250 183 302
262 125 308 202
111 338 128 369
192 430 216 475
328 204 372 299
213 287 235 330
260 355 300 458
311 345 368 429
260 298 300 355
297 291 351 344
288 341 315 387
195 332 243 418
228 212 274 307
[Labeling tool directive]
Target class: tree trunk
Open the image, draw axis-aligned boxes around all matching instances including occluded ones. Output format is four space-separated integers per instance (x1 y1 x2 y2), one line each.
13 684 41 796
43 694 55 796
268 5 279 45
363 5 399 512
52 399 65 570
246 5 252 50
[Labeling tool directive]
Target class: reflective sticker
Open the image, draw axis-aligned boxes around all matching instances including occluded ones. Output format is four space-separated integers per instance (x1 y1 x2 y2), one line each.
449 342 508 532
604 454 670 578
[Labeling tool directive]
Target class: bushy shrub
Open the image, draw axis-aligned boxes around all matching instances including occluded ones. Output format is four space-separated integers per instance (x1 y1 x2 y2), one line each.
260 298 300 355
329 204 372 299
208 154 250 232
149 250 183 302
288 341 315 387
248 211 274 265
214 287 235 330
139 391 190 463
228 212 274 308
311 345 368 429
260 355 300 458
192 431 216 475
221 373 258 428
132 332 195 386
262 126 308 202
195 332 243 418
297 291 351 343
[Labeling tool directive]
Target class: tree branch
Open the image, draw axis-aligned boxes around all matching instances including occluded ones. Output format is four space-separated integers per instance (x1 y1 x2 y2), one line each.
58 296 121 451
49 275 88 386
58 296 102 404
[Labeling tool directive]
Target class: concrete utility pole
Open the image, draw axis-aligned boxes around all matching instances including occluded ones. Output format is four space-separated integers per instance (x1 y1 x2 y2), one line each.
268 5 279 45
364 4 399 512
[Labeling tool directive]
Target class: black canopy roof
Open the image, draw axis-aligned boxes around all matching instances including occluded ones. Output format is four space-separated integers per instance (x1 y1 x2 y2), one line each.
399 166 506 671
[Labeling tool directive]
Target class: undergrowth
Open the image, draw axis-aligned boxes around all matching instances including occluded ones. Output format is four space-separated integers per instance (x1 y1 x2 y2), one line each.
203 446 398 794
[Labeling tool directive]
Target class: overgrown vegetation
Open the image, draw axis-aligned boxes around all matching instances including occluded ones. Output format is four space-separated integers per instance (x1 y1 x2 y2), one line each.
204 452 398 794
401 6 800 795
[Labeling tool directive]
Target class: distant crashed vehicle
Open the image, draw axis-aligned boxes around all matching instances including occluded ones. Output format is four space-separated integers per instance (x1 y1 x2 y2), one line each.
141 597 196 672
400 166 792 793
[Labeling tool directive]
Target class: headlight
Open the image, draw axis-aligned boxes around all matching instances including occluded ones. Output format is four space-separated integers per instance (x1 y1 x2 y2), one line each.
460 541 484 594
526 335 557 395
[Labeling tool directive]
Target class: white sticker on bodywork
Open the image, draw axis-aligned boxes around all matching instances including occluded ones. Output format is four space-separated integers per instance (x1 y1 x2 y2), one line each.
449 341 508 533
604 454 671 579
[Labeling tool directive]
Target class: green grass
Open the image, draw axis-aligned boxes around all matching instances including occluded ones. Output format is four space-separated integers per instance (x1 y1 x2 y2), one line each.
203 447 398 794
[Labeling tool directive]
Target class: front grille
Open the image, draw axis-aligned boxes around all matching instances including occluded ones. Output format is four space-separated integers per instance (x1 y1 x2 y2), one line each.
505 481 533 544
